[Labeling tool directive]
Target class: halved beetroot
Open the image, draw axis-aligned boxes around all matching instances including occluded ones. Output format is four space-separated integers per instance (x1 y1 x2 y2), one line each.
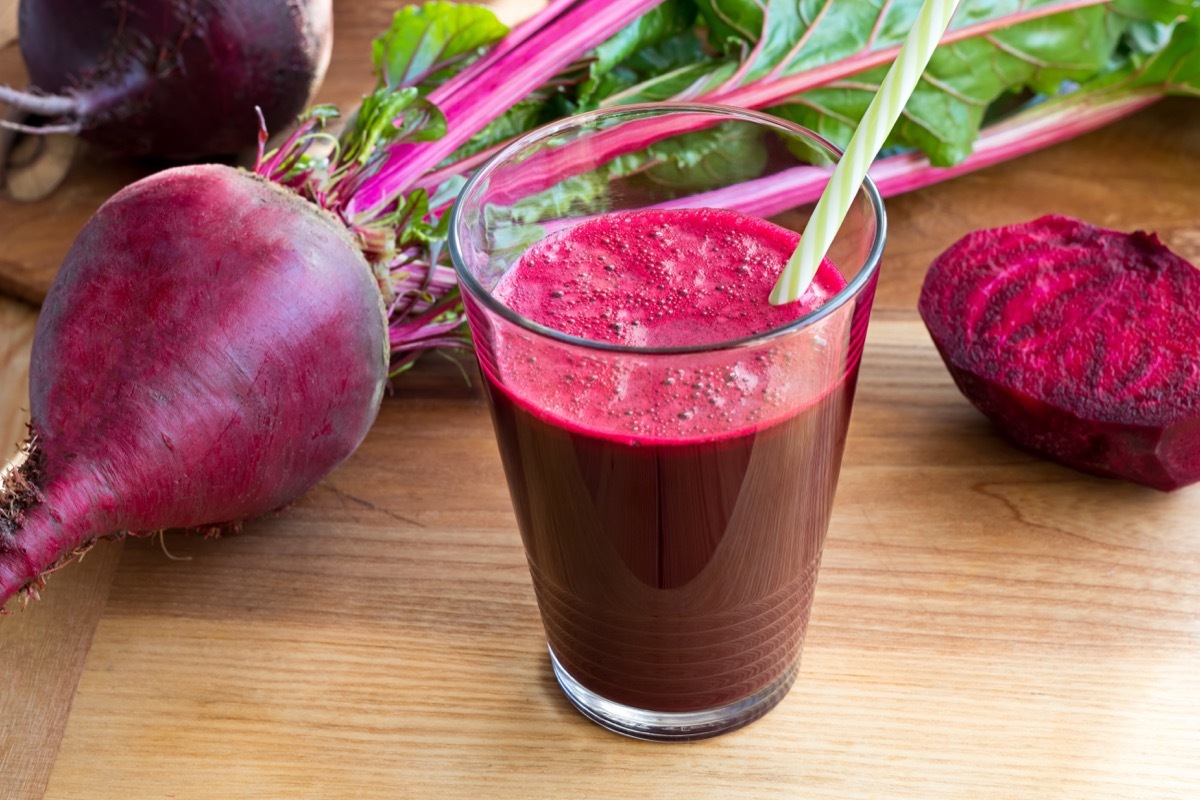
919 214 1200 491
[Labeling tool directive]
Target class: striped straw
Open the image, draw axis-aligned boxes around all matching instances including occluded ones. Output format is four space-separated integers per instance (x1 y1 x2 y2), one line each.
770 0 963 305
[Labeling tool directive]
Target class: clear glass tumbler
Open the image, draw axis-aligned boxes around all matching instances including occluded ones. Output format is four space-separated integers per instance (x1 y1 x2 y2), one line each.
450 103 885 741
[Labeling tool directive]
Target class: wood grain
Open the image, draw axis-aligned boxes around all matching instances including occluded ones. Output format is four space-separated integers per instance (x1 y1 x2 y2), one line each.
0 294 31 448
0 39 145 304
0 0 15 50
2 1 1199 798
14 316 1199 800
0 295 125 800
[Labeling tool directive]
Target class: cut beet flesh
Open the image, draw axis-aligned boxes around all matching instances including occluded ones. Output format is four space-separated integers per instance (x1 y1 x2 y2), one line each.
918 214 1200 491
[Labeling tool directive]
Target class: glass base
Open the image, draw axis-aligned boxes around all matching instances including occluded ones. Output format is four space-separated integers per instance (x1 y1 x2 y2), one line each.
549 647 798 742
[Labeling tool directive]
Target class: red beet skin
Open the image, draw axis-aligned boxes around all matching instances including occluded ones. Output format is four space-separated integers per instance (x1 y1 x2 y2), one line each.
919 214 1200 491
0 164 387 604
16 0 332 158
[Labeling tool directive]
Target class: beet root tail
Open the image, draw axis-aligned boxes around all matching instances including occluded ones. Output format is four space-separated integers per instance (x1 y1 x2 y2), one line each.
0 85 81 132
0 435 109 611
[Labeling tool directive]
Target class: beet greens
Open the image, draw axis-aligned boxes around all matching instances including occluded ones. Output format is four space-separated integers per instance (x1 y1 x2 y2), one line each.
325 0 1200 375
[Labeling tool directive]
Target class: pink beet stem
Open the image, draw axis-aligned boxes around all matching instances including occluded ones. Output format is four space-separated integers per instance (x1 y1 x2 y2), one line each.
347 0 667 216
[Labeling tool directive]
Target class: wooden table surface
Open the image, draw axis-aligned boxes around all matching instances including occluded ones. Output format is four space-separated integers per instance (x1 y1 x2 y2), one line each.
3 3 1199 798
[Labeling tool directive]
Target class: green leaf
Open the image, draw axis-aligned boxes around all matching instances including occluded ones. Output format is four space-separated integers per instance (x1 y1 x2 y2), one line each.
507 173 612 226
597 37 730 105
624 31 709 75
442 96 546 165
693 0 1145 86
341 87 448 168
770 5 1127 166
1124 19 1181 55
1129 19 1200 92
694 0 769 55
697 0 898 81
396 190 435 246
1111 0 1200 24
577 0 698 105
599 61 734 105
341 88 418 165
643 121 769 189
395 98 449 144
372 1 509 91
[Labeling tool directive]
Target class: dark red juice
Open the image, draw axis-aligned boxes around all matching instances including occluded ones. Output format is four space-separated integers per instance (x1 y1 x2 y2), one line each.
475 208 863 712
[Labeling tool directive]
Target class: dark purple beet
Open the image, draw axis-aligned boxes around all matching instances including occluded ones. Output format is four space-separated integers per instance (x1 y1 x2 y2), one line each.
918 214 1200 491
0 163 387 607
5 0 332 158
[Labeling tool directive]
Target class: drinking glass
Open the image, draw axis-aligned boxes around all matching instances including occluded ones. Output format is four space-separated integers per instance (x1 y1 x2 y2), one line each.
450 103 885 741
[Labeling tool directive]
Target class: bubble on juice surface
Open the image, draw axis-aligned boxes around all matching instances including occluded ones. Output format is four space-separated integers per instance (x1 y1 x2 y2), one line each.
490 208 852 441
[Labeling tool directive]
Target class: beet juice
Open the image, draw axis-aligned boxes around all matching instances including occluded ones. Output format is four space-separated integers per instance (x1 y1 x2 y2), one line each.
468 208 868 723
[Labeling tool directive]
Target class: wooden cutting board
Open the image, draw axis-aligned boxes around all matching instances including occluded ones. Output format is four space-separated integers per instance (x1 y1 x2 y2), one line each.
2 3 1199 797
4 97 1200 791
0 4 16 49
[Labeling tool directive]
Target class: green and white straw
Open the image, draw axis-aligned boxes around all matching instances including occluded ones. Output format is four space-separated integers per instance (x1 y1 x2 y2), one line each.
770 0 963 305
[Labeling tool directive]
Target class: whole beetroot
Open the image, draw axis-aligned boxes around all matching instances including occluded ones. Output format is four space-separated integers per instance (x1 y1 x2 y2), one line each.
2 0 332 159
919 214 1200 491
0 164 387 605
0 0 603 610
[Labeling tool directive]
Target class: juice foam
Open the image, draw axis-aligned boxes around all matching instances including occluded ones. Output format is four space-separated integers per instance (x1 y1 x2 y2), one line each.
488 208 850 444
495 207 843 347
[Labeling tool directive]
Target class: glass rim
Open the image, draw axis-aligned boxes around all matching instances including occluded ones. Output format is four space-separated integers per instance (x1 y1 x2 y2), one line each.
448 101 887 356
